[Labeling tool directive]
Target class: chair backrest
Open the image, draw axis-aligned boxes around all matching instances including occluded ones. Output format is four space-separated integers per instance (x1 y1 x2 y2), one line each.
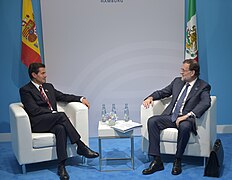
160 96 172 109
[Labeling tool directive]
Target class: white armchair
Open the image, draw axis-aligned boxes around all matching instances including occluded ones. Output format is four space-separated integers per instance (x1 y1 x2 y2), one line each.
141 96 216 162
9 102 89 174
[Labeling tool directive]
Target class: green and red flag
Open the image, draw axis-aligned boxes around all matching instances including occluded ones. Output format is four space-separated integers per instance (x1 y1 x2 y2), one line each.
185 0 198 61
21 0 42 67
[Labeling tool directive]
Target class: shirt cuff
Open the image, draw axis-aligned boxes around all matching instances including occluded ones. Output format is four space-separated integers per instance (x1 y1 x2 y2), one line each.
80 97 86 102
187 111 196 118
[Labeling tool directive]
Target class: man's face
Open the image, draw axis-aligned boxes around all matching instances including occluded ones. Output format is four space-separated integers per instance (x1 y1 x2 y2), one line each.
32 67 47 85
180 63 195 82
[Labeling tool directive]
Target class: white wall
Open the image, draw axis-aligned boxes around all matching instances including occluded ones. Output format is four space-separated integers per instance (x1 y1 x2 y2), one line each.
41 0 184 137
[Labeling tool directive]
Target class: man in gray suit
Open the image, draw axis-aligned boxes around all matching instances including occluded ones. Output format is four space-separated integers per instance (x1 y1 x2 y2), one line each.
142 59 211 175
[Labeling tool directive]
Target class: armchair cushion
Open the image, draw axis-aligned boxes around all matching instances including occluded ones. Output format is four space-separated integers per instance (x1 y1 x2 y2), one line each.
160 128 196 144
32 133 56 149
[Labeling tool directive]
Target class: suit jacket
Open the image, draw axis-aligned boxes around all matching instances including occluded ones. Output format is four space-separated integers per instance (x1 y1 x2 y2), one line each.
19 82 82 127
148 77 211 135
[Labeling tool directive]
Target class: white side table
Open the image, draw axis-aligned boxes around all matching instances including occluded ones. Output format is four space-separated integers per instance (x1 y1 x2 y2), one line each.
98 120 134 171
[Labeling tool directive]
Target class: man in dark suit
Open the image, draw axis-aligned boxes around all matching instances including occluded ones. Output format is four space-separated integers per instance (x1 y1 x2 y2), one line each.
142 59 211 175
20 63 99 180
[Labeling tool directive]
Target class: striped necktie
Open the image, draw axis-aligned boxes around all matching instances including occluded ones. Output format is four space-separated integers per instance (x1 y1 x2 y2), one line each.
39 85 52 110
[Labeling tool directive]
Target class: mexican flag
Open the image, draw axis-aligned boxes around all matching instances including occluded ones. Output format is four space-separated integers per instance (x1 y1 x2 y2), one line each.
21 0 42 67
185 0 198 61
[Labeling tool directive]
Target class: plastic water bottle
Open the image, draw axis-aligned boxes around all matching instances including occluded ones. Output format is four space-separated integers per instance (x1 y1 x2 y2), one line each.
124 103 130 121
112 104 117 115
101 104 107 122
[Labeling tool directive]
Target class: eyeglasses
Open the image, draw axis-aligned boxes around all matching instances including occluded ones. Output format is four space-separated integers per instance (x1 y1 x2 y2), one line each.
180 68 191 72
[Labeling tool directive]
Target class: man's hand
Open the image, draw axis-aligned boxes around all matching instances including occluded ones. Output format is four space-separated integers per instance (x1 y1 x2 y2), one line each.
176 114 188 127
143 97 153 109
82 98 90 109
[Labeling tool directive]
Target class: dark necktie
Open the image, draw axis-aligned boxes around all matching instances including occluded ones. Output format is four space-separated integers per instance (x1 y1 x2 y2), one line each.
171 83 190 122
39 85 52 110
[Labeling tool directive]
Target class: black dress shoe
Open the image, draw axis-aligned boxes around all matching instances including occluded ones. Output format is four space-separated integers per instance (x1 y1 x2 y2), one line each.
172 158 182 175
77 145 99 158
142 159 164 175
57 165 69 180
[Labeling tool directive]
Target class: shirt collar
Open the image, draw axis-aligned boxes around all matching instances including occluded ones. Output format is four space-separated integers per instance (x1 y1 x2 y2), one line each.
188 78 197 87
31 80 42 91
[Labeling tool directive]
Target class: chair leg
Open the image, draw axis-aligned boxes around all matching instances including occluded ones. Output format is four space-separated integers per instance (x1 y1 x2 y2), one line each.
22 164 26 174
82 156 87 165
204 157 208 167
143 152 149 162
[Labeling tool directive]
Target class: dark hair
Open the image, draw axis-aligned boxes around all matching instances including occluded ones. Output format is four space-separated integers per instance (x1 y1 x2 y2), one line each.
28 63 45 80
183 59 200 77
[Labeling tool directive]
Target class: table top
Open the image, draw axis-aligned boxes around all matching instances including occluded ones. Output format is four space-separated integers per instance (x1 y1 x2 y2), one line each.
98 120 133 137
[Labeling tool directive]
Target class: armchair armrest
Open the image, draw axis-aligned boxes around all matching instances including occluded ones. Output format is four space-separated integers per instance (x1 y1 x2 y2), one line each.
141 98 170 139
195 96 217 150
58 102 89 146
9 103 33 164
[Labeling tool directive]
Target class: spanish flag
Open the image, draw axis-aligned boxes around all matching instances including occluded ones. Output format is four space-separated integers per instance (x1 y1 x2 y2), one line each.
21 0 42 67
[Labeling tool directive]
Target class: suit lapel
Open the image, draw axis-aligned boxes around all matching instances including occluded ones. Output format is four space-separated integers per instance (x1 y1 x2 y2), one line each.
29 82 42 98
173 79 185 103
186 79 200 101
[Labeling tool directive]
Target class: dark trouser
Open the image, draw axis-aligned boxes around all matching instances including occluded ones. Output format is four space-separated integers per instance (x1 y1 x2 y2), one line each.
31 112 81 162
147 115 192 159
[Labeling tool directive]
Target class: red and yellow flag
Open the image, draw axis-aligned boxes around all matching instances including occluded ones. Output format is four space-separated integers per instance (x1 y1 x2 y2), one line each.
21 0 42 67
